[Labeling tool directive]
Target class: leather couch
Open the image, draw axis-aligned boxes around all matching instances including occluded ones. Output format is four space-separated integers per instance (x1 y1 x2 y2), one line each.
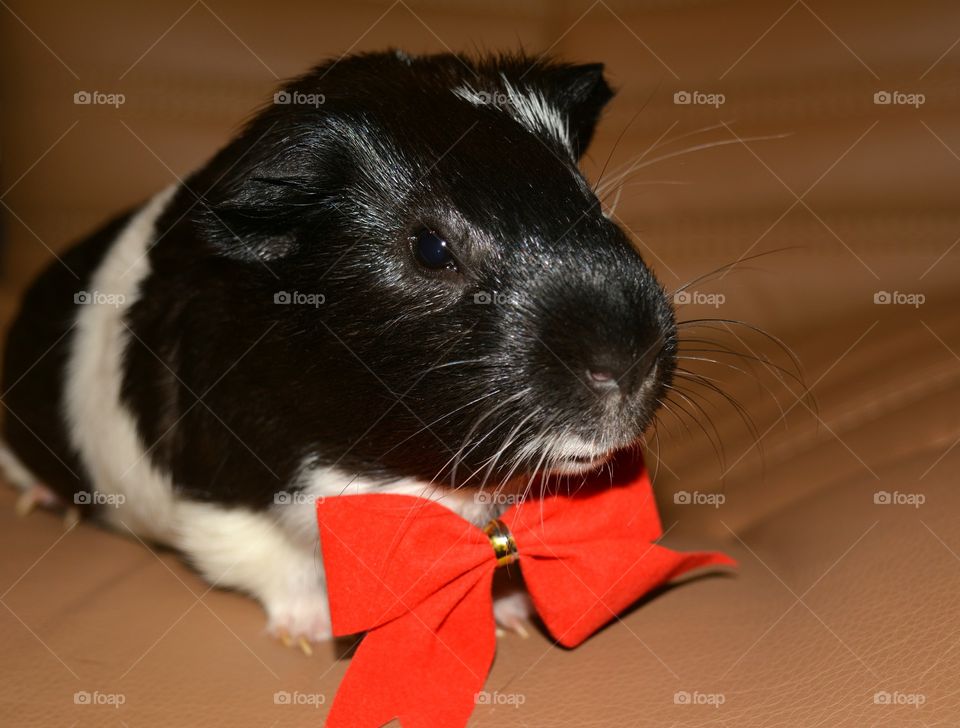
2 0 958 725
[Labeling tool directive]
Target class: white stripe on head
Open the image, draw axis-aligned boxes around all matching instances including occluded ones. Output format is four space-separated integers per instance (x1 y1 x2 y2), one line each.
452 78 573 157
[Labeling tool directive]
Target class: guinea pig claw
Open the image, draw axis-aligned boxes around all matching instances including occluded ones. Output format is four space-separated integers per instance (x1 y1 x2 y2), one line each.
500 617 530 639
15 490 37 517
298 637 313 657
277 629 293 648
63 506 81 530
15 484 65 517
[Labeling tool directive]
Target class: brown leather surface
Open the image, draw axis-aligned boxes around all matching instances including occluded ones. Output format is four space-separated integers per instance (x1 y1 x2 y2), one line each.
3 301 960 727
2 0 959 726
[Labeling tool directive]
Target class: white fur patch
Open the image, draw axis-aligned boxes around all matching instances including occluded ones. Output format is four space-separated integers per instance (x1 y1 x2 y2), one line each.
0 441 40 491
514 432 612 476
452 78 573 155
175 500 331 640
273 456 497 552
63 186 180 542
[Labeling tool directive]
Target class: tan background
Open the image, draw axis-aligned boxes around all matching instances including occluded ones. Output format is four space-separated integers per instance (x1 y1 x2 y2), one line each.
1 1 959 726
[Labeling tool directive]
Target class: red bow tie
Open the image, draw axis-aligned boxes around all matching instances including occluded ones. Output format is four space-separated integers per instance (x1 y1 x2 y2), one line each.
316 455 734 728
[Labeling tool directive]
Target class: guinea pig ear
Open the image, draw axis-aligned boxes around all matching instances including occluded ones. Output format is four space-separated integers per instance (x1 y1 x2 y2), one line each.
491 60 614 160
535 63 615 158
193 130 346 263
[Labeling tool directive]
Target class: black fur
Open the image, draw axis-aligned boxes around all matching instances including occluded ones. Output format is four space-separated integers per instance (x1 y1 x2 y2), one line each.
3 210 134 504
3 51 676 509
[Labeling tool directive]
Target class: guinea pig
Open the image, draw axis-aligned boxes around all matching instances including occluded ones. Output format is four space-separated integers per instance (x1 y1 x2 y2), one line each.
1 50 676 646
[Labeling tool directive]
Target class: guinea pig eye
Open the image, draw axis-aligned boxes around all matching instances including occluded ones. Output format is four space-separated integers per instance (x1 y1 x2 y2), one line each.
412 229 457 272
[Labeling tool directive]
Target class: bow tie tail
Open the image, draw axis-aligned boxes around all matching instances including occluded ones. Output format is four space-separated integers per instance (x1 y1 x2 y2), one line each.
325 571 497 728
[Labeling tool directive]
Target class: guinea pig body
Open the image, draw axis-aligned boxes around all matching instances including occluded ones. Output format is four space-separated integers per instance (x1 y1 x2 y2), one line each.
2 50 676 642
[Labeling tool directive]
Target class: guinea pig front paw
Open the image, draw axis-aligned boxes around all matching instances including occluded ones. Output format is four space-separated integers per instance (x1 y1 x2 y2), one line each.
493 591 533 639
14 482 64 517
266 597 332 655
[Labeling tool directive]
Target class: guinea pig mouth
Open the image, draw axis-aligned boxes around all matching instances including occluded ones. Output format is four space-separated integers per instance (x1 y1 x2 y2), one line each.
516 435 619 477
548 452 613 476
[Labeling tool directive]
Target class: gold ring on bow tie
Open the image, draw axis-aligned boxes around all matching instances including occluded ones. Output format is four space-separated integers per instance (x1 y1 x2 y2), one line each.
483 519 518 567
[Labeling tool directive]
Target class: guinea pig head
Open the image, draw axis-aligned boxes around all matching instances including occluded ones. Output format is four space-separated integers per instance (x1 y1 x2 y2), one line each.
196 51 676 490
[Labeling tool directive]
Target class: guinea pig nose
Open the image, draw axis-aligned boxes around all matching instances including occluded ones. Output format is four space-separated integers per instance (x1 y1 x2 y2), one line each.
586 367 620 391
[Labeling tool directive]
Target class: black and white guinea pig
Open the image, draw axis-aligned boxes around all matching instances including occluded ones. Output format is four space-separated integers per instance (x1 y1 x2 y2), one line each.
1 50 676 643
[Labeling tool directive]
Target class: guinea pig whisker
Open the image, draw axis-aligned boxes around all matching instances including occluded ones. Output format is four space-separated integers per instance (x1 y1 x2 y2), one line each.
475 409 541 494
670 248 794 297
592 101 650 196
596 132 791 200
647 422 666 485
605 184 625 217
675 355 788 419
444 389 528 490
677 328 804 384
449 397 528 491
591 77 669 195
476 419 536 493
661 384 727 472
655 396 694 442
669 379 731 433
497 421 557 498
653 121 730 148
672 369 763 460
677 338 807 394
595 116 723 197
616 179 687 187
377 389 501 464
677 318 803 372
